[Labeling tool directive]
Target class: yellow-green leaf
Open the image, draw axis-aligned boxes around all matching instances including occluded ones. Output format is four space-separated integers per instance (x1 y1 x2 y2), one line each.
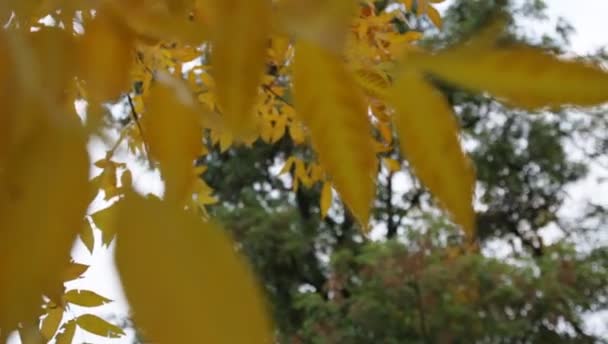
205 0 271 138
407 43 608 109
40 306 63 341
294 41 377 229
64 289 112 307
62 262 89 283
115 193 273 344
90 205 117 246
55 321 76 344
76 314 124 338
80 219 95 254
390 69 475 238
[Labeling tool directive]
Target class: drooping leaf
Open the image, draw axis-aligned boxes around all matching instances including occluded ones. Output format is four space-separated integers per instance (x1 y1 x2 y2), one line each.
108 0 207 45
407 42 608 109
18 322 44 344
55 321 76 344
77 7 134 103
320 182 333 219
40 305 63 341
80 219 95 254
390 69 476 238
76 314 124 338
90 205 117 246
294 41 377 229
115 193 273 343
142 82 202 203
64 290 112 307
0 118 90 332
277 0 357 52
426 5 442 28
205 0 271 138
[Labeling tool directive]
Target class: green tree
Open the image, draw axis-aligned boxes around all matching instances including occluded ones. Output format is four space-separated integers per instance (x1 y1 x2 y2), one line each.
192 1 608 342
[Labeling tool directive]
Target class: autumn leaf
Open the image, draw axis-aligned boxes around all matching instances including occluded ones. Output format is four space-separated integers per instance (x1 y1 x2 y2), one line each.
90 205 118 246
320 182 333 219
80 219 95 254
204 0 271 139
64 290 112 307
294 41 377 229
142 81 203 204
77 7 134 103
382 158 401 173
108 0 207 44
390 69 476 238
407 41 608 109
115 193 273 343
62 262 90 282
55 321 76 344
76 314 125 338
40 305 63 341
0 118 90 332
278 0 357 52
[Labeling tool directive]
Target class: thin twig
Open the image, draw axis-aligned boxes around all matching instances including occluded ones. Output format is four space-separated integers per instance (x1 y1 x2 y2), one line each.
126 94 154 168
262 84 294 108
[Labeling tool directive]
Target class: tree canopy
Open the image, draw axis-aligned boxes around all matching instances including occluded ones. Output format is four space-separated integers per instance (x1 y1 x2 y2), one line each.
1 0 608 343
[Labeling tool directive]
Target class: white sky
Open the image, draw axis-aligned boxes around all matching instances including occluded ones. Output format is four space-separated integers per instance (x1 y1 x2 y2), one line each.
9 2 608 343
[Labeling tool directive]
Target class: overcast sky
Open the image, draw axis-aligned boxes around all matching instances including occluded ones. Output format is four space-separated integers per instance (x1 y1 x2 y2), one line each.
11 2 608 343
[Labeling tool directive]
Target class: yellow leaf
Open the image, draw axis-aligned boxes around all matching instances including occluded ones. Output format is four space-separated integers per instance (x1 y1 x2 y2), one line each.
121 169 132 189
78 8 134 102
278 0 357 52
353 67 391 99
320 182 333 219
55 321 76 344
408 43 608 109
426 5 442 28
76 314 124 338
28 27 77 105
205 0 271 138
295 159 312 188
40 306 63 341
80 219 95 254
390 69 476 238
0 120 90 332
288 120 306 145
280 156 296 175
62 262 89 282
294 41 377 229
142 83 202 204
90 206 117 246
402 0 413 11
383 158 401 173
64 290 112 308
107 0 207 45
18 323 44 344
115 194 273 344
